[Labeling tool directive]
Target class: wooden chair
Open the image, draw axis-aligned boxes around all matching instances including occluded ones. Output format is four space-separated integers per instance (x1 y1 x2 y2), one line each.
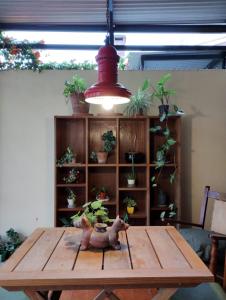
166 186 226 288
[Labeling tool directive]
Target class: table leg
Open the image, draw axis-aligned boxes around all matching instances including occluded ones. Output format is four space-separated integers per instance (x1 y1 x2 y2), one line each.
152 288 178 300
24 290 62 300
24 290 46 300
93 289 121 300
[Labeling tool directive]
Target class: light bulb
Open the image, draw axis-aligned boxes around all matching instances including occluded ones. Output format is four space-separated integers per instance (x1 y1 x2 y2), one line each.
102 102 114 110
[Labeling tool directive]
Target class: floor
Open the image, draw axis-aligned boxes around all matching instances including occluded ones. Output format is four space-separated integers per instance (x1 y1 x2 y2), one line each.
60 289 157 300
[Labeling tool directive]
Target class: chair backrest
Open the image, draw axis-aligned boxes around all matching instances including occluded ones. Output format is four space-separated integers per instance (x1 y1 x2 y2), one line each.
199 186 226 234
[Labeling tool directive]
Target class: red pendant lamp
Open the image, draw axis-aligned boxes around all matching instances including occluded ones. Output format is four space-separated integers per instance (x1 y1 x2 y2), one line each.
84 41 131 110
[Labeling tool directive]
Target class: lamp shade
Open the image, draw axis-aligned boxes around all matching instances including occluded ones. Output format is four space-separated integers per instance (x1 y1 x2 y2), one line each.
84 44 131 108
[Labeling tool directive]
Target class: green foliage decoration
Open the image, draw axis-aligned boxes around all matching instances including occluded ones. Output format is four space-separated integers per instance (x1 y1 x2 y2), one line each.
124 79 152 116
123 196 137 208
102 130 116 153
63 74 87 98
56 146 75 167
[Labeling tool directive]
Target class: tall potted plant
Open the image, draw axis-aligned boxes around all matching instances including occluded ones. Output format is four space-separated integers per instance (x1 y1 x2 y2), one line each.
63 74 90 115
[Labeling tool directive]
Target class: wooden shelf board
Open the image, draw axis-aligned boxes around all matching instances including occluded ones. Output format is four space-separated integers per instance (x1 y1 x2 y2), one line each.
150 207 170 211
149 163 177 167
56 183 86 187
88 164 116 167
119 164 147 167
57 207 84 212
101 201 116 206
56 164 86 168
119 187 147 191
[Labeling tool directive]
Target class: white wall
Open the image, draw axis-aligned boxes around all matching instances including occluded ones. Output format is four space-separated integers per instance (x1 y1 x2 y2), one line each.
0 70 226 236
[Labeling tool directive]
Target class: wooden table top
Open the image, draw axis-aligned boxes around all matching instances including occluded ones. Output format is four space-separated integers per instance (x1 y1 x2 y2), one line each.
0 226 213 291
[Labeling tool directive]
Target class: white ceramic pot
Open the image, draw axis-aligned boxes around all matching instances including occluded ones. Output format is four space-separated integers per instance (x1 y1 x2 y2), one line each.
127 179 135 187
67 198 75 208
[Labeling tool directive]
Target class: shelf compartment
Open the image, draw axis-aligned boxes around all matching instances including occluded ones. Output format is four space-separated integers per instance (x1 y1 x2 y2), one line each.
119 166 147 188
119 190 146 219
55 118 86 164
88 118 117 164
56 186 86 209
119 118 147 164
88 167 116 202
57 166 86 185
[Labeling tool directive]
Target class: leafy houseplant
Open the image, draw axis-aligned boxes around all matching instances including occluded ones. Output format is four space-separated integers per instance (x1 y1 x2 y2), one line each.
91 130 116 164
57 146 76 167
66 188 76 208
150 73 176 119
63 74 90 115
91 186 109 201
124 80 152 117
123 196 137 215
63 168 80 183
160 203 177 222
150 124 176 187
0 228 23 262
71 200 111 226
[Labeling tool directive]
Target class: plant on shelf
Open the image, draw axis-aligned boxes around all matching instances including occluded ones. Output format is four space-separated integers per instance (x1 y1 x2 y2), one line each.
124 79 152 116
91 130 116 164
57 146 76 167
150 123 176 187
66 188 76 208
71 200 112 226
0 228 24 262
91 186 110 201
0 237 7 262
160 203 177 222
63 74 90 115
150 73 184 121
123 196 137 215
63 168 80 184
126 153 136 187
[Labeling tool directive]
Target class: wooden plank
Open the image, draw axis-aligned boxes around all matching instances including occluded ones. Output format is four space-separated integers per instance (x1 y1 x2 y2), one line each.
146 227 190 269
0 268 213 289
166 227 211 270
0 228 45 272
44 228 81 272
104 231 131 270
126 227 161 269
152 288 178 300
74 247 103 270
15 228 64 272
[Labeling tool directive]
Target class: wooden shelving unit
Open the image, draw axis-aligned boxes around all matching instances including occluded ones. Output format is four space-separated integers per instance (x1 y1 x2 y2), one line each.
54 115 181 226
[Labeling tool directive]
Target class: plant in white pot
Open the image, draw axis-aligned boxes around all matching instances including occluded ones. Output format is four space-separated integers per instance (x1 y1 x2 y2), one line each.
63 74 90 116
66 188 76 208
126 152 136 187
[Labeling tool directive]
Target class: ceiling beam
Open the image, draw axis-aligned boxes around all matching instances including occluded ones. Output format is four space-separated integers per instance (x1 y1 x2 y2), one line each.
2 23 226 33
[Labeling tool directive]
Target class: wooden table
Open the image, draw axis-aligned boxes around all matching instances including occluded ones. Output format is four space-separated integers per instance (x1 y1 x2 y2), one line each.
0 226 213 300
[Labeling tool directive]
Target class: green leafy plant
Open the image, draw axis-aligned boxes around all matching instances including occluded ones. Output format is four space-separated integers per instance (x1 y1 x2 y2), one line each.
90 151 97 162
63 168 80 183
126 153 136 180
102 130 116 153
66 188 76 201
71 200 112 225
63 74 87 99
151 73 176 106
124 79 152 116
160 203 177 221
150 123 176 187
0 228 24 261
57 146 75 167
91 186 109 200
123 196 137 208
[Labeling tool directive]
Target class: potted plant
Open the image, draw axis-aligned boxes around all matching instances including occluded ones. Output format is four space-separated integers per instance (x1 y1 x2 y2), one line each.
124 79 152 116
123 196 137 215
0 237 7 262
150 73 176 119
91 186 110 201
57 146 76 167
91 130 116 164
126 153 136 187
63 168 80 183
160 203 177 222
63 74 90 115
71 200 111 226
66 188 76 208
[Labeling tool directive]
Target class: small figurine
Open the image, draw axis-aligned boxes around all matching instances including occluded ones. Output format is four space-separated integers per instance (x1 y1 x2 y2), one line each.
74 216 129 250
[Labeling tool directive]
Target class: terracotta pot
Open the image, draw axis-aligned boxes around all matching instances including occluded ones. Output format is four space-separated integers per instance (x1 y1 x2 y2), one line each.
96 152 108 164
70 92 90 115
127 207 134 215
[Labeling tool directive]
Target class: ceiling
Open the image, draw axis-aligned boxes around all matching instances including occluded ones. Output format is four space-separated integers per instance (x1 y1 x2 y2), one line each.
0 0 226 30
